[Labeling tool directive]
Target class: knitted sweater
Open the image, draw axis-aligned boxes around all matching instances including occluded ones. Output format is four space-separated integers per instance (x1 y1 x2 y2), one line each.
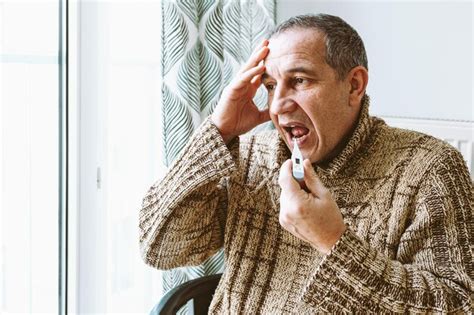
139 101 474 313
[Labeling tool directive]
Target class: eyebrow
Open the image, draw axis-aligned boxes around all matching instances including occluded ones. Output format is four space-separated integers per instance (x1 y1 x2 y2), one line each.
262 66 317 82
286 66 317 76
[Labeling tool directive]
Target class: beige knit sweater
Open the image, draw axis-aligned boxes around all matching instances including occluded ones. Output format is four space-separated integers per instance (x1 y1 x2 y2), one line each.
139 100 474 313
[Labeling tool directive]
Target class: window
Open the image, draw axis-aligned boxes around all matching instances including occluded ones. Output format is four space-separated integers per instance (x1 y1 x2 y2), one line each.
0 1 60 313
70 1 164 313
1 1 164 313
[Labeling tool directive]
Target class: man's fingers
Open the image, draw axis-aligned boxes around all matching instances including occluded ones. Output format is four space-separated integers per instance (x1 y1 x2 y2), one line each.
256 38 269 51
236 64 265 86
249 39 269 60
279 159 302 194
250 73 262 86
303 159 327 198
240 47 268 73
239 43 269 74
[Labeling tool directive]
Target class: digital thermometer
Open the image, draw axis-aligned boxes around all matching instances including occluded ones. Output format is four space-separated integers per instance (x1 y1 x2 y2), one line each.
292 138 304 182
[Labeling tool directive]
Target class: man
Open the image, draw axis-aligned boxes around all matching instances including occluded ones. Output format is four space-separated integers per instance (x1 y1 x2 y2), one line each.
140 14 473 313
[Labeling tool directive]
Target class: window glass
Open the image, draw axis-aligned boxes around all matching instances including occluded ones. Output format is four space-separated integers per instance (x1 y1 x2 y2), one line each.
0 1 59 313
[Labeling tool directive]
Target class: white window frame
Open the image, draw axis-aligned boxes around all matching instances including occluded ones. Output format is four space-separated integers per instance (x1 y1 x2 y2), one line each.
68 1 163 313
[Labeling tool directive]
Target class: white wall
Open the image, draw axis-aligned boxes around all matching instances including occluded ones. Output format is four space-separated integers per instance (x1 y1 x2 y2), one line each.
277 0 473 122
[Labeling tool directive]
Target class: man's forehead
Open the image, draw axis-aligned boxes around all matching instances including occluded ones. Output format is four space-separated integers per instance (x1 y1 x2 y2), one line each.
264 29 325 66
264 52 318 65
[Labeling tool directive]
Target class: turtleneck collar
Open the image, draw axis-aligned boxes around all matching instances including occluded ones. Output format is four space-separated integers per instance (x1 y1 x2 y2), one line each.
316 95 373 176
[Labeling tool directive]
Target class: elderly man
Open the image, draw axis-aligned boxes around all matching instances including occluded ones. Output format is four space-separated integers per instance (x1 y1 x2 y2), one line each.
140 14 473 313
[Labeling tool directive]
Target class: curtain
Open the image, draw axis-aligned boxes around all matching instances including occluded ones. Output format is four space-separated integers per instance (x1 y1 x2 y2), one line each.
160 0 276 309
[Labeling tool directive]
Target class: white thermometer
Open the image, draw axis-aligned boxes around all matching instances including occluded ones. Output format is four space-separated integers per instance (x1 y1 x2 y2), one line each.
292 138 304 182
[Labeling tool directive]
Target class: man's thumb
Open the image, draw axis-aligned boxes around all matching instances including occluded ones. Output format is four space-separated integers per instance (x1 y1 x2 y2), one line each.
303 159 327 198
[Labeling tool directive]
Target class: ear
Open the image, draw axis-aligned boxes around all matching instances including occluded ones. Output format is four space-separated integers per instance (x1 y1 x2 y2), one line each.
347 66 369 107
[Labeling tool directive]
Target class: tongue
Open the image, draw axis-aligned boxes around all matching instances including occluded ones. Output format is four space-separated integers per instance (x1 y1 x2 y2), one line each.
291 126 309 138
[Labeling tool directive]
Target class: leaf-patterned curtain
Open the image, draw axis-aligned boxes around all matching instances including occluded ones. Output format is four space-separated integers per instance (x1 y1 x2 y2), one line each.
160 0 276 309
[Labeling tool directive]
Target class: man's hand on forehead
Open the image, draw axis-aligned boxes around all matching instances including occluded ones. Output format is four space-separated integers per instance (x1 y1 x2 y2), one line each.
211 39 271 144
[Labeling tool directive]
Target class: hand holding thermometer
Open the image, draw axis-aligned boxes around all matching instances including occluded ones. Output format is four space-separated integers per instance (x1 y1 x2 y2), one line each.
291 138 305 183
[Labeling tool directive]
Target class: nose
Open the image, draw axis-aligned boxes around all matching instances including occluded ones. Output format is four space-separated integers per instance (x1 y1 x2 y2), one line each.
269 86 298 115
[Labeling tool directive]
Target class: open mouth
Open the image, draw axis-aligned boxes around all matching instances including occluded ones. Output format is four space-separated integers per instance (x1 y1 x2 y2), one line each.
282 124 310 146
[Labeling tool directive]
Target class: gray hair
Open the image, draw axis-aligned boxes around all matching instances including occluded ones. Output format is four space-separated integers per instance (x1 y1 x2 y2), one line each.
270 14 368 80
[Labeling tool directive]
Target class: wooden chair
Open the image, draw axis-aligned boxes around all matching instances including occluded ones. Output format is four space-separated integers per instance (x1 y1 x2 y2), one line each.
150 273 223 315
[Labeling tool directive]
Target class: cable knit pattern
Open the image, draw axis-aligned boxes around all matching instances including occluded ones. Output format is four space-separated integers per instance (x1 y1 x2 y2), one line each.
139 99 473 314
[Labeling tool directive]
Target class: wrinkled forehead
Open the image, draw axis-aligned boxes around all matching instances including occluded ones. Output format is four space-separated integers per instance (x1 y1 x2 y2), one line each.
264 29 327 72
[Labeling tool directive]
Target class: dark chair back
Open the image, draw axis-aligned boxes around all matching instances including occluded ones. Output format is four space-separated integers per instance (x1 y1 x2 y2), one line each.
151 273 223 315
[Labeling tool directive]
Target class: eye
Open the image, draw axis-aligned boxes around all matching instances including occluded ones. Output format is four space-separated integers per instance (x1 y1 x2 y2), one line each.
265 83 276 91
294 77 306 84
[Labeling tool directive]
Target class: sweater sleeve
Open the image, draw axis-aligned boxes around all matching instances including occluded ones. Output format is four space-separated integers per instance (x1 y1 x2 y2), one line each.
139 117 238 270
302 148 474 313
